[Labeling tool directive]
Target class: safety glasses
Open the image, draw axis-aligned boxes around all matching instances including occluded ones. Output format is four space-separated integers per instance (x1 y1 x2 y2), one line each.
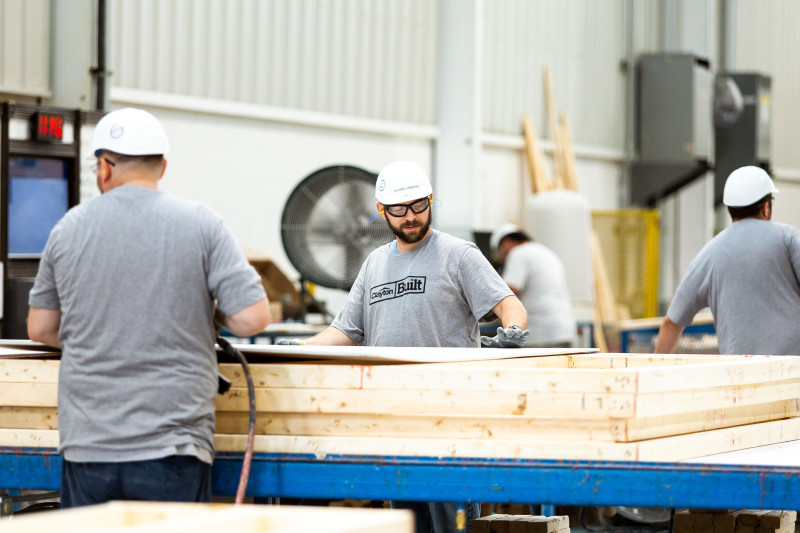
384 197 430 217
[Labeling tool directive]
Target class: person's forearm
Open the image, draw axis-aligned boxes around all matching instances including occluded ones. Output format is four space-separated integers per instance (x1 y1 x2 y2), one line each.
302 326 357 346
27 307 62 348
654 316 685 354
493 295 528 330
222 299 271 337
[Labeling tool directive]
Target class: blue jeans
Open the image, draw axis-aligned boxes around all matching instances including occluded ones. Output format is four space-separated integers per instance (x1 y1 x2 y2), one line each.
61 455 212 508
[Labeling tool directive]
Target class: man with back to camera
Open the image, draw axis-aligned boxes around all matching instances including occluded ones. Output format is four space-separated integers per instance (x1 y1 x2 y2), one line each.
27 107 271 507
279 160 529 533
654 166 800 355
490 223 577 348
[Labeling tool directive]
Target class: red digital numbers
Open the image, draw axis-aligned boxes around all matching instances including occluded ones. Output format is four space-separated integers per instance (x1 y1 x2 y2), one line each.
33 112 64 142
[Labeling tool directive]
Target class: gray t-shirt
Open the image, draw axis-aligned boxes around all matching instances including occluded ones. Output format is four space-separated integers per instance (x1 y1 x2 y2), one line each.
29 186 265 463
502 242 575 345
667 219 800 355
331 229 513 347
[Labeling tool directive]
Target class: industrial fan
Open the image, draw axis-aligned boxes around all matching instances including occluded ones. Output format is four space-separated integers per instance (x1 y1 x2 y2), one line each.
280 165 392 315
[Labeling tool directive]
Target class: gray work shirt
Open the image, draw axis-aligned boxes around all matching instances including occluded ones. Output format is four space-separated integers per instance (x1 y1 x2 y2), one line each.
29 186 265 463
331 229 513 347
667 219 800 355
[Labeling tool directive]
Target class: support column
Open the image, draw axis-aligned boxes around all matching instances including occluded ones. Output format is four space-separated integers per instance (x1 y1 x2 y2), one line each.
433 0 483 242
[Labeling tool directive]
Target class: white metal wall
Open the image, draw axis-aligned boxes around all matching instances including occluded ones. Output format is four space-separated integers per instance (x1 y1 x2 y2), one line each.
482 0 628 151
110 0 437 124
729 0 800 172
0 0 50 97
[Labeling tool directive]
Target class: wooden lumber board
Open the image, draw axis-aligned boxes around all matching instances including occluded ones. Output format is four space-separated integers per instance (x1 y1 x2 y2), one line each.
213 416 800 461
542 66 565 190
7 417 800 461
5 397 797 443
219 355 800 394
567 353 761 368
230 344 595 363
6 355 791 393
522 114 551 193
0 406 58 430
558 112 580 192
0 500 414 533
212 375 800 418
213 398 800 443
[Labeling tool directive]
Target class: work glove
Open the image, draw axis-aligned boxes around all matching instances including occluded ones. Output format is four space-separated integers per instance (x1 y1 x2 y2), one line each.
480 325 530 348
276 338 306 345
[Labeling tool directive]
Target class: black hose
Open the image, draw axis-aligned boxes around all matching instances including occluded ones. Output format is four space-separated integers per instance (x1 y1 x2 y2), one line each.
216 337 256 504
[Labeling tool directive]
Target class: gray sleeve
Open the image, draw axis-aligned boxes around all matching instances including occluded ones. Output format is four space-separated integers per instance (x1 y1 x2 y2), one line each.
458 245 514 320
29 223 62 310
666 253 711 326
330 261 367 345
206 218 266 316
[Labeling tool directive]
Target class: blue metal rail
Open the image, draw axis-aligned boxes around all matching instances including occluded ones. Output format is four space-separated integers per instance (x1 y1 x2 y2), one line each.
3 446 800 510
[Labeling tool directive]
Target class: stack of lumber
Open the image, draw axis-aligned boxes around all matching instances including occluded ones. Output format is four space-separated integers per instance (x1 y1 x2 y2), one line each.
674 510 796 533
0 500 413 533
472 514 568 533
4 347 800 462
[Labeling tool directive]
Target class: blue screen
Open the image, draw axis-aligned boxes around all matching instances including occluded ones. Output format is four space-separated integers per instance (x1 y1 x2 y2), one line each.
8 158 69 256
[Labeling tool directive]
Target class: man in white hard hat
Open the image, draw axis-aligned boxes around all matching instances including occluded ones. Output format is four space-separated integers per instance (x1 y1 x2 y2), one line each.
280 160 528 533
27 108 270 507
655 166 800 355
491 223 576 348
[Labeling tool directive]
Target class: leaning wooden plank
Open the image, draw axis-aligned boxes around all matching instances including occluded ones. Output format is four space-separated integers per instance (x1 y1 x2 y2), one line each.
522 114 551 193
542 66 566 189
211 417 800 462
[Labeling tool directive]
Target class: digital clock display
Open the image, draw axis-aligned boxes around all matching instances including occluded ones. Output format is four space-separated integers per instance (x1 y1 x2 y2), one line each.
31 112 64 142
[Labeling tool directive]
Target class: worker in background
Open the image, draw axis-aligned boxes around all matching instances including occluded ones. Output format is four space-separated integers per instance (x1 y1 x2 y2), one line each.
279 160 529 533
654 166 800 355
490 224 576 348
27 108 270 507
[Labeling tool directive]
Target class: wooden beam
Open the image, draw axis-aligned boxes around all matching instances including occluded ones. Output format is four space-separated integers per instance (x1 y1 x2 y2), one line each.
522 114 550 193
210 417 800 462
542 66 566 189
559 112 580 192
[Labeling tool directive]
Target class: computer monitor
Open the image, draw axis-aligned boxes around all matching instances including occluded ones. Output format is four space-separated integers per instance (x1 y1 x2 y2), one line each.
8 157 69 258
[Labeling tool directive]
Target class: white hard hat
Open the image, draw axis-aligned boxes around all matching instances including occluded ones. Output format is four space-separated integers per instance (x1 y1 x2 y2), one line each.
91 108 170 156
490 223 520 256
722 166 778 207
375 161 432 204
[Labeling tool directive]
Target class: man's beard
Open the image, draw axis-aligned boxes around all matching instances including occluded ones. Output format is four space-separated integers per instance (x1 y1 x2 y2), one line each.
386 210 432 245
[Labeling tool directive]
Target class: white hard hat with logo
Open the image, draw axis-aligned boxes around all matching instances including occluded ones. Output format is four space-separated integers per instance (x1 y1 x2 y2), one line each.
490 223 520 257
91 108 170 156
375 161 432 205
723 166 779 207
